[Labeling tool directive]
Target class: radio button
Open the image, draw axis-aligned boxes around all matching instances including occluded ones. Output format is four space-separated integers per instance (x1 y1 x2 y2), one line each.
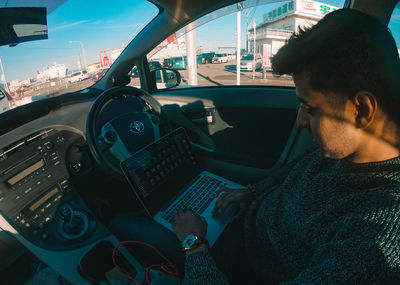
44 141 54 150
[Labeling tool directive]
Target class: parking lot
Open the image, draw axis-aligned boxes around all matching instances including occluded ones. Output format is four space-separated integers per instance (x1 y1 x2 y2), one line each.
177 59 294 87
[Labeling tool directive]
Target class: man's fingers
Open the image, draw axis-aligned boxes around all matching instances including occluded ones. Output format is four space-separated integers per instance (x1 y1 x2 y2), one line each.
231 208 245 222
215 187 230 197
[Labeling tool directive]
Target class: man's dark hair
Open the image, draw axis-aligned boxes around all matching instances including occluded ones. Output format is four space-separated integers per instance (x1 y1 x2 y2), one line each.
272 8 400 124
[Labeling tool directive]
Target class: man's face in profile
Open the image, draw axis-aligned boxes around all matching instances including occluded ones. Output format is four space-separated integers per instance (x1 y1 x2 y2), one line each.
294 73 363 160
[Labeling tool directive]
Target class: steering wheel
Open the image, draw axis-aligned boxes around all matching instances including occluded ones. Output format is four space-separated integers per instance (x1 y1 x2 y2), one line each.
86 86 165 179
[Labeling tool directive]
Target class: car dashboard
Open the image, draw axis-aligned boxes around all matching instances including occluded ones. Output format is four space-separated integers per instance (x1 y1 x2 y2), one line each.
0 98 150 284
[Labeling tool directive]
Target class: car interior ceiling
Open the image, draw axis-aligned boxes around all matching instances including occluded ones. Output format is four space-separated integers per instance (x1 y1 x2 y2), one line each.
1 0 399 284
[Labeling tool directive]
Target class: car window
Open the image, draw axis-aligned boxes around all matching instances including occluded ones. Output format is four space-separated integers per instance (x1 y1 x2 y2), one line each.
148 0 344 90
0 0 158 112
388 3 400 51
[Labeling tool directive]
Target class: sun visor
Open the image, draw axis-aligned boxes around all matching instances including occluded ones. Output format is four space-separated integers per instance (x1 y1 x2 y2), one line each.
0 7 48 47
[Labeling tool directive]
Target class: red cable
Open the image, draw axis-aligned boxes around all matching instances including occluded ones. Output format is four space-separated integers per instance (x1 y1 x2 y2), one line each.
112 240 180 285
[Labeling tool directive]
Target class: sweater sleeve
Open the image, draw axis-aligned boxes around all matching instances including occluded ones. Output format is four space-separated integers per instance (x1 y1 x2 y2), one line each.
281 195 400 284
252 149 317 196
182 251 229 285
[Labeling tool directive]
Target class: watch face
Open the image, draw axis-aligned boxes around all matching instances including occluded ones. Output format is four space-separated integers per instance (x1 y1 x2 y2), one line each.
182 234 198 249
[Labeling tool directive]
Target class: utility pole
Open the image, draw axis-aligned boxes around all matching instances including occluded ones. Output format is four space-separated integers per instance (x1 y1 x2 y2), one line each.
185 22 198 86
253 19 256 80
78 53 82 72
236 3 242 86
0 57 10 93
69 41 87 71
246 10 249 53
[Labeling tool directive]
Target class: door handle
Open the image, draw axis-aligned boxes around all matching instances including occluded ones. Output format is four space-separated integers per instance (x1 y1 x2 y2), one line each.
191 115 213 123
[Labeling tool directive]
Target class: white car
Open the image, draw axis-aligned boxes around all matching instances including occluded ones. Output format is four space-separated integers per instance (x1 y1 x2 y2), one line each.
212 53 229 63
68 71 88 83
0 90 10 113
240 53 262 71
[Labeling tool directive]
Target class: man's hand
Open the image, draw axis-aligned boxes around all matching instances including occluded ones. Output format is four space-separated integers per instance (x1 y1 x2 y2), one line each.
212 187 254 221
172 209 207 242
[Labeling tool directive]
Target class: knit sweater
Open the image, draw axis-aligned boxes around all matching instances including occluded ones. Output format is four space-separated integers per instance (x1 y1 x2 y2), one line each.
182 150 400 284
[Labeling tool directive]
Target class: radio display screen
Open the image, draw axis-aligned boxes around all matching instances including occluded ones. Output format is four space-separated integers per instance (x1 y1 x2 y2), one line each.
28 187 58 212
7 159 45 186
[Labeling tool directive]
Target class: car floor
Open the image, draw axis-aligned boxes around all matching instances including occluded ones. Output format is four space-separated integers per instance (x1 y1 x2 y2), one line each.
0 251 73 285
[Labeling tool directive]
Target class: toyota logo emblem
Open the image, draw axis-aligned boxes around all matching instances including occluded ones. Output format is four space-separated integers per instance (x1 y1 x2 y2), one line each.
130 121 145 134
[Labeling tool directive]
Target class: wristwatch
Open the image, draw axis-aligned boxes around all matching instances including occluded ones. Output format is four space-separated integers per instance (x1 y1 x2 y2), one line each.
181 234 209 252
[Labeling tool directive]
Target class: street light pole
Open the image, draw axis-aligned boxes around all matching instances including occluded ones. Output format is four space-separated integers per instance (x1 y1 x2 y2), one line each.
236 3 241 86
0 57 10 93
69 41 87 71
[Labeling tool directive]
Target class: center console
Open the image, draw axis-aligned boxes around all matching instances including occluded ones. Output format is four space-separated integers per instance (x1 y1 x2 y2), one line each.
0 128 106 250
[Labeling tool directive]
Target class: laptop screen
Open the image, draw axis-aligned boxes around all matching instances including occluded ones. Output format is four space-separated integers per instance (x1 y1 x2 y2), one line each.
121 127 200 216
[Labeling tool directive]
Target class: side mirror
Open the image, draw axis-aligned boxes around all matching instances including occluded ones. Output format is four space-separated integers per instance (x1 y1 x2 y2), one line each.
150 68 181 90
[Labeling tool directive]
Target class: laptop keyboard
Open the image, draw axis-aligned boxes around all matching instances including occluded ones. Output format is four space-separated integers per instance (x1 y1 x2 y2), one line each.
161 175 224 223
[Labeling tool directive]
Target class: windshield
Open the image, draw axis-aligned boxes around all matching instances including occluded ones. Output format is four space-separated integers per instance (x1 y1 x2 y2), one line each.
0 0 158 113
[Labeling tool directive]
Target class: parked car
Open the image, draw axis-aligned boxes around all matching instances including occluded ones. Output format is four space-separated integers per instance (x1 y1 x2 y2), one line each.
212 53 229 63
131 61 162 77
170 56 200 70
172 56 187 69
163 57 174 68
198 52 215 64
92 68 109 82
0 89 10 113
68 70 88 83
240 53 262 71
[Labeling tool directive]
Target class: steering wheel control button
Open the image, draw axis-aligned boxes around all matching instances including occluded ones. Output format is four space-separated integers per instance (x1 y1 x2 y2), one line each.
104 130 117 144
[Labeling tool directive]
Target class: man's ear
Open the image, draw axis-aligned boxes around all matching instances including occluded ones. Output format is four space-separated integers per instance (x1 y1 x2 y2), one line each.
352 91 377 128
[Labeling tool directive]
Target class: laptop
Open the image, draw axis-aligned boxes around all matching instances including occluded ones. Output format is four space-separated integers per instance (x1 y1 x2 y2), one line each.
120 127 244 246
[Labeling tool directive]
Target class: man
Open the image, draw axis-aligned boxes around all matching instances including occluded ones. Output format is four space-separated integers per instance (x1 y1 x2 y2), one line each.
172 8 400 284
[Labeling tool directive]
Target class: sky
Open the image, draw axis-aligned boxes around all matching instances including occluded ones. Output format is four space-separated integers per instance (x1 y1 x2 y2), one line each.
0 0 399 83
0 0 158 82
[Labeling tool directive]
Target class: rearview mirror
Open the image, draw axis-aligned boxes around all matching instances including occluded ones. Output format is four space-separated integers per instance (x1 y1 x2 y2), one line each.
150 68 181 90
0 7 48 47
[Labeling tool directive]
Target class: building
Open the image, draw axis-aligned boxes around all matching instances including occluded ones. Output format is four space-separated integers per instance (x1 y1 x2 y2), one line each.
9 78 31 93
87 62 102 74
36 63 67 82
99 45 126 67
248 0 338 67
148 33 187 62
